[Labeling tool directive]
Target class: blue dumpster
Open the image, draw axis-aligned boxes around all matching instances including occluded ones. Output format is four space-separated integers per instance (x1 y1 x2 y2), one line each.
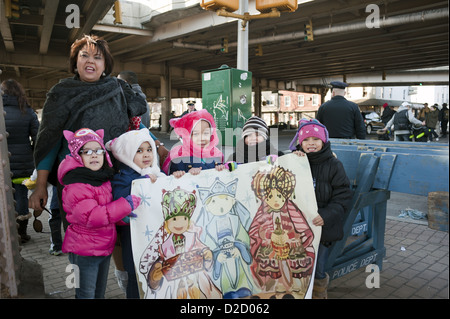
324 139 449 281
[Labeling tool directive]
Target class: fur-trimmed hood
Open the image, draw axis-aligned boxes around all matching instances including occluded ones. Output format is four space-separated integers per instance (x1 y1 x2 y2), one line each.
162 109 223 173
106 128 164 176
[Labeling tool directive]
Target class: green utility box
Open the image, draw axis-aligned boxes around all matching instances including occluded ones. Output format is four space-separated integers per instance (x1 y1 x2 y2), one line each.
202 65 252 146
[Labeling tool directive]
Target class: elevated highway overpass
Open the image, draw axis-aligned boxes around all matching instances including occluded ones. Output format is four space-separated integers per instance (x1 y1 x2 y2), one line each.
0 0 448 113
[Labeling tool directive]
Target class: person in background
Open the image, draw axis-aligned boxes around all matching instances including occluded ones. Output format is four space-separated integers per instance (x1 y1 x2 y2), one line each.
439 103 448 138
29 35 148 226
425 104 440 142
381 103 396 125
379 103 396 139
381 101 423 141
316 81 366 139
48 185 63 255
417 103 429 121
180 99 197 117
2 79 40 243
117 70 150 128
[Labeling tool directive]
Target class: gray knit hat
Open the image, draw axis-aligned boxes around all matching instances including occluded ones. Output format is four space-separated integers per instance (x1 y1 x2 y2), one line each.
242 116 268 140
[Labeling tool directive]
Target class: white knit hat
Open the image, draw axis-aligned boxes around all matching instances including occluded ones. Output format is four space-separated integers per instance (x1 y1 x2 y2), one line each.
105 128 162 176
401 101 412 108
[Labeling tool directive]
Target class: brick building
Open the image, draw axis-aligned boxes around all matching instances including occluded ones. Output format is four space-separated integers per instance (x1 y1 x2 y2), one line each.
260 90 321 129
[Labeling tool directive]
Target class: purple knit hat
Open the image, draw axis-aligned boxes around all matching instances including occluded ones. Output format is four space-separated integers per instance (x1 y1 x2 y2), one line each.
289 119 329 151
63 128 113 167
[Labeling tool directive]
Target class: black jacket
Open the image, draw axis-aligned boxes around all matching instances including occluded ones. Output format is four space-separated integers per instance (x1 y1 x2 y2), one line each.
296 142 353 243
381 107 396 124
317 96 366 139
3 94 40 178
228 138 284 164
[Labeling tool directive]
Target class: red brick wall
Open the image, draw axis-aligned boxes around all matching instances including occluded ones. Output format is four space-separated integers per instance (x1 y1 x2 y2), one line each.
279 91 321 112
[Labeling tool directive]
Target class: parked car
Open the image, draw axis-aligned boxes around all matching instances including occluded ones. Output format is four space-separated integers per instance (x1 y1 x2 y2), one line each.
362 112 385 134
268 122 288 130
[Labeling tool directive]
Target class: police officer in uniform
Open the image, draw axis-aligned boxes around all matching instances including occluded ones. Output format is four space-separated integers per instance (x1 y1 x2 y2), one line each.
181 100 197 117
317 81 366 139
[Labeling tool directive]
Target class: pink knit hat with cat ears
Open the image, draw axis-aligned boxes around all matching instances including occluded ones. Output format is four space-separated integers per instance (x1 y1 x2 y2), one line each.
63 128 113 167
289 119 329 150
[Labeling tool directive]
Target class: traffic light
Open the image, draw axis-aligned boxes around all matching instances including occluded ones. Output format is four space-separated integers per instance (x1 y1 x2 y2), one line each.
113 0 122 25
5 0 20 19
304 20 314 41
200 0 239 12
221 37 228 53
255 44 263 56
256 0 298 13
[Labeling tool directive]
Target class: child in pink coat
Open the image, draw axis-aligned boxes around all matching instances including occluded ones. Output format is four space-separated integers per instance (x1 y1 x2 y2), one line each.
57 128 141 299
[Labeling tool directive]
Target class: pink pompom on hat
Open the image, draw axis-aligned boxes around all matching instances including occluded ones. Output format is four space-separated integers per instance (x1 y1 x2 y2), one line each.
63 128 113 167
289 119 329 151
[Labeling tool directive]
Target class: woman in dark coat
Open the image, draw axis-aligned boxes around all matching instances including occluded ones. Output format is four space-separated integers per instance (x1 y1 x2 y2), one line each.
2 79 40 242
28 35 148 225
290 119 353 298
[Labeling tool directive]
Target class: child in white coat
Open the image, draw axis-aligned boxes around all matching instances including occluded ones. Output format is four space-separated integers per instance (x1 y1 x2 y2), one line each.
106 128 165 298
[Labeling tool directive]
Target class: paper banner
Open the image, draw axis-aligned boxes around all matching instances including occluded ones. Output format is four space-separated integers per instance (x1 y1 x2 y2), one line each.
130 153 321 299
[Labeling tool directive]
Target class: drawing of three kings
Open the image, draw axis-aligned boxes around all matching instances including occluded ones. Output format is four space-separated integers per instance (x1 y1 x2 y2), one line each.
137 165 316 299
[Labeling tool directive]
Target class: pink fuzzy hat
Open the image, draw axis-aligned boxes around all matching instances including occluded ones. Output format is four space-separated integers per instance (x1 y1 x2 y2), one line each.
289 119 329 150
169 109 218 142
63 128 113 167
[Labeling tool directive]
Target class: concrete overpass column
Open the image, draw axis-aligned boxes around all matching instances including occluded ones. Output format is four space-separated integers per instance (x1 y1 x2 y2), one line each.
254 79 262 117
160 62 171 133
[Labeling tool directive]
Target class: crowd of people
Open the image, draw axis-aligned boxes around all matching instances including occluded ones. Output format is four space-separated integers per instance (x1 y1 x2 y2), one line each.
2 35 448 300
379 101 448 142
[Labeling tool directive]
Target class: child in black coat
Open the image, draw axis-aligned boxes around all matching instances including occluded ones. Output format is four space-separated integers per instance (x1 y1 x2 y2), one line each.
228 116 283 164
290 119 353 298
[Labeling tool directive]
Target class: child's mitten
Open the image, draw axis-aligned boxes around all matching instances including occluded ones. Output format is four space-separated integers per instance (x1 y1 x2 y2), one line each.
125 195 141 211
224 161 238 171
266 154 279 164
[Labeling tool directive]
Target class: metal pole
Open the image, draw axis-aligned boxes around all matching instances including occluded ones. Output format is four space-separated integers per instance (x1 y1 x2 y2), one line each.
237 0 248 70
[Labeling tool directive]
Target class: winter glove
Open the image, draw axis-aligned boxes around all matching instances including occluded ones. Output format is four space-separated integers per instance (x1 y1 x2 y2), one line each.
122 195 140 223
224 161 238 172
125 195 141 211
266 154 279 164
